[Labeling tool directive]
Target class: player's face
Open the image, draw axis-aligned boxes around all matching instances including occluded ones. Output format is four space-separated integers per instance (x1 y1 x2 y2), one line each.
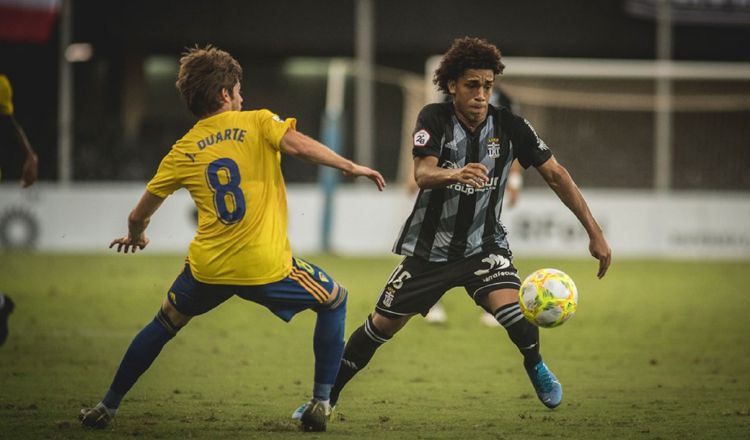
448 69 494 127
229 82 243 111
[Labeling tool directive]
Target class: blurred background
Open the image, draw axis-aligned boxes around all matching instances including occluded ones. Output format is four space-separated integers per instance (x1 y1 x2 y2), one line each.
0 0 748 257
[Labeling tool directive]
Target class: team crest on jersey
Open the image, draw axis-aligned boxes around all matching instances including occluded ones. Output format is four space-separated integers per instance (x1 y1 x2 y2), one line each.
382 291 394 307
414 129 431 147
487 138 502 158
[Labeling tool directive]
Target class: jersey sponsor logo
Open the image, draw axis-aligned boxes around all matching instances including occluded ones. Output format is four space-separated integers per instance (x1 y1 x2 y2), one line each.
482 270 520 283
487 137 502 158
473 253 511 276
444 139 458 151
447 176 500 195
414 129 431 147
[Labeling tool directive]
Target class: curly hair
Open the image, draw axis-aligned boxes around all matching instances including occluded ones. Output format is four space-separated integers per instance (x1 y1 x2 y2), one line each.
433 37 505 94
175 45 243 117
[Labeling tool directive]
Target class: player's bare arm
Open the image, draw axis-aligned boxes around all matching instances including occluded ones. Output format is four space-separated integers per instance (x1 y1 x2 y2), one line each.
280 129 385 191
414 155 489 189
9 116 38 188
536 156 612 278
109 191 165 253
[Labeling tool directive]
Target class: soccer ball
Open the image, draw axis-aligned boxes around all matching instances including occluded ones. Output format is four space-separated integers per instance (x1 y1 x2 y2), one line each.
518 268 578 328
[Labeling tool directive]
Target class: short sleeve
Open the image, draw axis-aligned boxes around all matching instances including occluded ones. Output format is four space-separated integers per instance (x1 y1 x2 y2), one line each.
0 75 14 116
510 114 552 169
146 150 181 198
258 109 297 151
412 104 446 158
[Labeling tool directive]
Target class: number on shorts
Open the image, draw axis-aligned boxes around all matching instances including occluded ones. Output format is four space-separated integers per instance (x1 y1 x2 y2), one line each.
386 264 412 290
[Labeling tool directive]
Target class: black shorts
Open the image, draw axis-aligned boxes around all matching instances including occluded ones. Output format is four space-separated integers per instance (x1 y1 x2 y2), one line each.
375 249 521 319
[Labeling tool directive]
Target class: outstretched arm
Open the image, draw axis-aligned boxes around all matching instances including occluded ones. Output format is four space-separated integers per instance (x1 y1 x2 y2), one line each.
413 155 489 189
536 156 612 278
280 129 385 191
9 115 38 187
109 191 165 253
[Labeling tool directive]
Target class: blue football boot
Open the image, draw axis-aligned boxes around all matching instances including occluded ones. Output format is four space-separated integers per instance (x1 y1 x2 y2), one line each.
525 360 563 409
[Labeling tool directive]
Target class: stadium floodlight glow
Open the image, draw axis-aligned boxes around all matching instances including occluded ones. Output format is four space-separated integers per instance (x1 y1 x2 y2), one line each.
65 43 93 62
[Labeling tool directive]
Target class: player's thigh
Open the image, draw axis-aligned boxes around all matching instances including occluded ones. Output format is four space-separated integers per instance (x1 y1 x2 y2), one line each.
236 257 346 322
166 264 233 319
462 249 522 312
374 256 454 319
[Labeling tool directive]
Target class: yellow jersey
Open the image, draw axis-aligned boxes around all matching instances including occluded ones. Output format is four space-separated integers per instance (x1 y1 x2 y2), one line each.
0 74 14 116
146 109 296 285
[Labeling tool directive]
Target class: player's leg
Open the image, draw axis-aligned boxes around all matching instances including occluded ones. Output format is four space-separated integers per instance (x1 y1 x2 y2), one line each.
328 310 412 407
0 293 15 347
330 256 448 407
480 288 562 408
466 251 561 409
240 257 348 431
80 264 231 428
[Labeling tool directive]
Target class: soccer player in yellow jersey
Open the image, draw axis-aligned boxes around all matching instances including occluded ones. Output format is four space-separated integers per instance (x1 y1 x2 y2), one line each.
79 45 385 432
0 73 38 348
0 74 38 188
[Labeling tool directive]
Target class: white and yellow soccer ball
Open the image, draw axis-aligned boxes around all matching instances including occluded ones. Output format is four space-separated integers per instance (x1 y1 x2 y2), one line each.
519 268 578 328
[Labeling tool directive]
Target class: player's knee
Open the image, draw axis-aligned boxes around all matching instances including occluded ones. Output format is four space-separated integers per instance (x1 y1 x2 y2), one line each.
160 299 191 330
371 310 411 338
322 285 348 311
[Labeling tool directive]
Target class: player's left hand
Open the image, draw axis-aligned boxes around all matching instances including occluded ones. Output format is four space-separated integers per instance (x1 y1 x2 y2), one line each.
589 235 611 279
344 164 386 191
109 235 150 253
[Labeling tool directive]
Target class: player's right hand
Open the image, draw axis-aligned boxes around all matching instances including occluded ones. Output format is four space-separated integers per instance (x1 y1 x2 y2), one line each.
109 235 150 253
590 235 611 279
345 164 386 191
454 163 489 188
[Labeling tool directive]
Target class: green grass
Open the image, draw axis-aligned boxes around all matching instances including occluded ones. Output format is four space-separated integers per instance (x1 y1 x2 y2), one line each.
1 253 749 439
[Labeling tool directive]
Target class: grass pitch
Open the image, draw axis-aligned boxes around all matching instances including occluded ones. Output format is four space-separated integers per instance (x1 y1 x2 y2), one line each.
0 253 749 439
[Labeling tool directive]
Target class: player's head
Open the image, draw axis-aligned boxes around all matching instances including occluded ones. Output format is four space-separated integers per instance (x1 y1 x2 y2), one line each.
434 37 505 124
176 45 243 118
434 37 505 94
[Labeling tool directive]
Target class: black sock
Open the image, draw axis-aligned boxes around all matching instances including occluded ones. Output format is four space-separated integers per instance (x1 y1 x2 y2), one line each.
330 315 390 405
493 303 541 368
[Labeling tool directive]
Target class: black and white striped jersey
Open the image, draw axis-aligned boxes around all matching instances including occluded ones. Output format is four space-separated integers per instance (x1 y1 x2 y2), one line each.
392 102 552 262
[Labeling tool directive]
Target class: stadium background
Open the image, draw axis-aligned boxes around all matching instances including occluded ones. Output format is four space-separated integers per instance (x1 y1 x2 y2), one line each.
1 0 748 257
1 2 749 439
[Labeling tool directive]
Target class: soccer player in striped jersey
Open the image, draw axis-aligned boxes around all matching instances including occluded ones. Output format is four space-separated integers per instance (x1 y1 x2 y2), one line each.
321 37 611 415
78 45 384 432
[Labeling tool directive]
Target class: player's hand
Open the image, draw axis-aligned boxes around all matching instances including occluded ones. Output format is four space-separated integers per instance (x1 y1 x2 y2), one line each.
454 163 489 188
344 164 386 191
589 235 611 279
21 152 38 188
505 186 520 207
109 235 150 253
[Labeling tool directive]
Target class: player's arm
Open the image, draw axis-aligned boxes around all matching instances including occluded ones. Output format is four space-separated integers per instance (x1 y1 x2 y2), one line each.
413 155 489 189
504 159 523 207
109 191 165 253
536 156 611 278
279 128 385 191
4 115 38 187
